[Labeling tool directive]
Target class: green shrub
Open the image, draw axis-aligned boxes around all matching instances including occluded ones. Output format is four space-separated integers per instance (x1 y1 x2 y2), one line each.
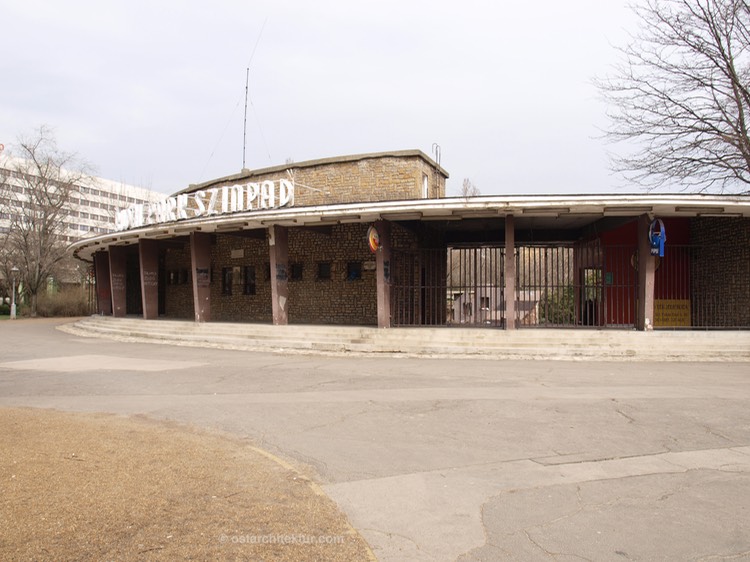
36 288 92 317
0 303 9 315
539 285 575 325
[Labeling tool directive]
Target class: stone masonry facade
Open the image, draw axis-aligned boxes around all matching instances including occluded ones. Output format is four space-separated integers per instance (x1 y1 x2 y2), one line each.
179 151 446 208
162 222 421 325
690 217 750 327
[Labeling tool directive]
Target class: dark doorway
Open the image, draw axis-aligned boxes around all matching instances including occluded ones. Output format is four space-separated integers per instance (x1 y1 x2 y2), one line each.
125 250 143 316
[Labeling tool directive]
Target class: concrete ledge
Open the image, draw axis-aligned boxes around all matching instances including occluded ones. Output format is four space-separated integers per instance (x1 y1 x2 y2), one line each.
59 317 750 362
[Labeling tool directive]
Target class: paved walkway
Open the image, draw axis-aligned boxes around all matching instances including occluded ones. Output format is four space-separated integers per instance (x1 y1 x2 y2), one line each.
1 318 750 561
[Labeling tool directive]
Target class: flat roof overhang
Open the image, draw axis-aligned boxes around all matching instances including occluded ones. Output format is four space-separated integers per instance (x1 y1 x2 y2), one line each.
70 194 750 261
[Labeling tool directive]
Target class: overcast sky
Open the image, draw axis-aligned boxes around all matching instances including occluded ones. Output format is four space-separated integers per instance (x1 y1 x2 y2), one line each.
1 0 640 196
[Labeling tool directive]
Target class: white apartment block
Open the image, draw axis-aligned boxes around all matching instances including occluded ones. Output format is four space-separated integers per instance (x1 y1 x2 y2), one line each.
0 155 165 243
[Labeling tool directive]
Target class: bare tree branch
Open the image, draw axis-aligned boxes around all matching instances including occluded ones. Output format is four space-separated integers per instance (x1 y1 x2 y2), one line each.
0 126 93 316
598 0 750 192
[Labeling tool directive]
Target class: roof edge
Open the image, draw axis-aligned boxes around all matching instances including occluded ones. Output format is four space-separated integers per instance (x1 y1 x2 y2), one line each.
174 149 449 196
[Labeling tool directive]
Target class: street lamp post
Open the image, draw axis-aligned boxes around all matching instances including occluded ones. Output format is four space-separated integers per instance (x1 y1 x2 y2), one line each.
10 266 19 320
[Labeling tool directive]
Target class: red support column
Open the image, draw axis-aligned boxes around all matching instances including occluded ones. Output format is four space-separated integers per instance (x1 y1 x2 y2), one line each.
637 214 657 331
504 215 516 330
190 232 212 323
108 245 127 318
375 220 392 329
268 225 289 325
94 250 112 316
139 239 159 320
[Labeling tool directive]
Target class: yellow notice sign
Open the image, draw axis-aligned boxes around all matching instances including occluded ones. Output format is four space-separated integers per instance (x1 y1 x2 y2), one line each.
654 299 691 327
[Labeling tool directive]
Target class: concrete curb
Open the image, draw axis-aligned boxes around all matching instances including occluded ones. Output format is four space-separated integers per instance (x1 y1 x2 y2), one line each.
59 317 750 362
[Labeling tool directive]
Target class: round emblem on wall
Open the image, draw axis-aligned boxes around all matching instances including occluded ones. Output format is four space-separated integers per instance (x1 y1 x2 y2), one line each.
367 225 380 253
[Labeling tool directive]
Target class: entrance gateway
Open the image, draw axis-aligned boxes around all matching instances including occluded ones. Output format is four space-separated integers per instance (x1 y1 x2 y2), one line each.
71 150 750 331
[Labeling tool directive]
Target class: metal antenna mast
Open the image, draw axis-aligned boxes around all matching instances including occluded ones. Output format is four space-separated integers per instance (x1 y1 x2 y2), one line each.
242 67 250 170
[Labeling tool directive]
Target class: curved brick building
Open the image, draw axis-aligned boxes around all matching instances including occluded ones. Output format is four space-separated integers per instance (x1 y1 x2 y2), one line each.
72 150 750 330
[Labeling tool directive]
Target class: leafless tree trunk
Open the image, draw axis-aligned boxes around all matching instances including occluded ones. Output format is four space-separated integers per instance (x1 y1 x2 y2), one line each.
598 0 750 192
0 126 91 316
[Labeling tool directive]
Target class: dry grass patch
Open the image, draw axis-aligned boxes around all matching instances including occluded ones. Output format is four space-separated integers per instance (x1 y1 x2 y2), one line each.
1 408 373 561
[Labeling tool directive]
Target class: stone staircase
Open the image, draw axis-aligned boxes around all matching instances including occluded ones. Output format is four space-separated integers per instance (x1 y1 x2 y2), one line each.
59 316 750 362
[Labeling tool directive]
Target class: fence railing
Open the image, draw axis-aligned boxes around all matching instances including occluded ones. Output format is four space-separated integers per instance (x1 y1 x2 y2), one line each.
389 243 748 329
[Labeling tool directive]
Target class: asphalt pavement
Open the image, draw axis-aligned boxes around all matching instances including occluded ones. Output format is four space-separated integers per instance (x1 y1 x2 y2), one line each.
1 318 749 561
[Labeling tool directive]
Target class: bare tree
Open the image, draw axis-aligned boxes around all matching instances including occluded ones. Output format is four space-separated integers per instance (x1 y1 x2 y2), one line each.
460 178 481 196
598 0 750 192
0 126 91 316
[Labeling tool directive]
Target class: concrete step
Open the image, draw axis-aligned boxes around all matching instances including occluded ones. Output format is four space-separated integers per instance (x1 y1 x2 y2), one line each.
61 316 750 361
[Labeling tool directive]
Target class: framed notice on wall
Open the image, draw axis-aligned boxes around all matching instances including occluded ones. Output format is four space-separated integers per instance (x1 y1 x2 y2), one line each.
654 299 691 327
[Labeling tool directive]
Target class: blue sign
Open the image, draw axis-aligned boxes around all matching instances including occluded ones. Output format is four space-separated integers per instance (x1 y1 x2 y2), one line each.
649 219 666 257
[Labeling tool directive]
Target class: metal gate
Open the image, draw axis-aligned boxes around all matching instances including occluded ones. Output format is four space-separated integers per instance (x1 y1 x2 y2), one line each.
601 245 638 328
391 243 640 328
657 245 749 329
515 245 576 327
391 248 447 326
389 241 746 329
391 246 505 327
447 246 505 326
513 242 633 328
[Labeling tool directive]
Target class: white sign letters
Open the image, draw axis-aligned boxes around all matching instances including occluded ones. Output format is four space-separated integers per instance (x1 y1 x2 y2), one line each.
115 179 294 231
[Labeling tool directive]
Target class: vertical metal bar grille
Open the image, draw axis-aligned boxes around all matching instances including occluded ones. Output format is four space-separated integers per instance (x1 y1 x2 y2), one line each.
515 244 576 327
391 241 745 329
601 245 637 328
392 246 505 327
445 246 504 327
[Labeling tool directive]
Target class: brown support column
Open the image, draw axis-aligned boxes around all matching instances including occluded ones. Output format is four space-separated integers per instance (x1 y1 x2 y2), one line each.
637 214 657 331
268 225 289 325
504 215 516 330
94 250 112 316
139 239 159 320
375 220 392 329
190 232 212 322
109 245 127 318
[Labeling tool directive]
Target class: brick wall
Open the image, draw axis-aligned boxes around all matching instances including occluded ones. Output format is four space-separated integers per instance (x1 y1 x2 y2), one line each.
159 222 423 325
181 151 446 210
286 224 376 325
210 234 273 323
690 217 750 327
